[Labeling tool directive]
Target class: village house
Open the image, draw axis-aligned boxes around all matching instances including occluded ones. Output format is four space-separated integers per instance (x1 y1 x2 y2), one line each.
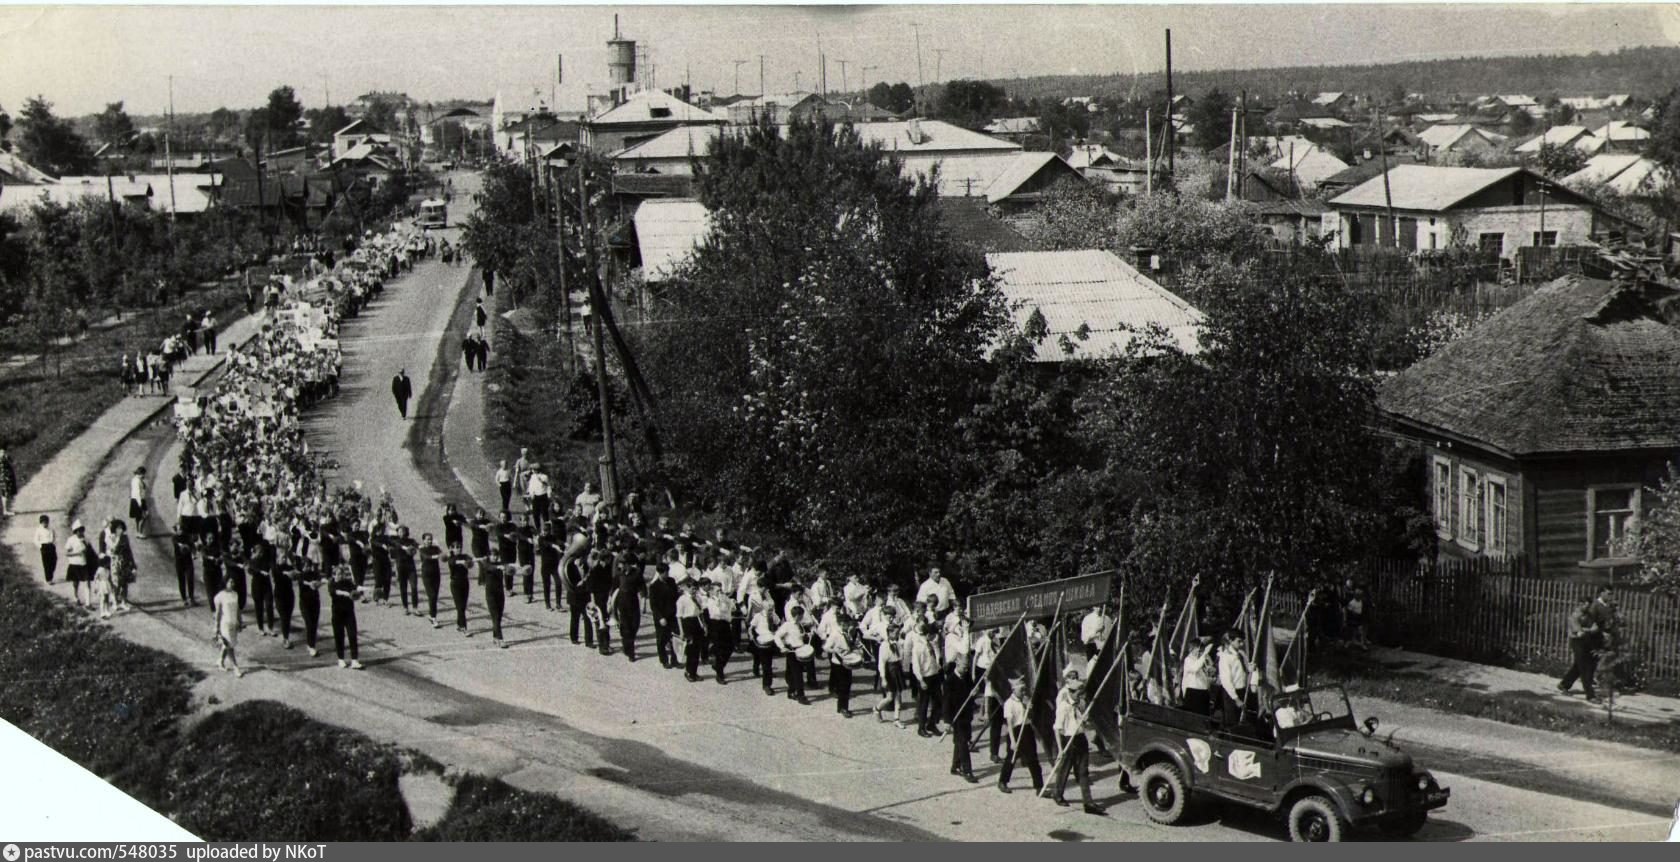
724 92 830 126
1513 124 1599 155
1324 165 1603 257
581 88 728 154
332 119 392 160
982 117 1042 142
1564 153 1672 196
1415 123 1505 161
1379 276 1680 581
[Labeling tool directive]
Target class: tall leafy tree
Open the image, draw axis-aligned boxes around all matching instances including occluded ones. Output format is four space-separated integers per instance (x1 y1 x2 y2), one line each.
15 96 94 177
1534 141 1586 179
1081 252 1389 606
867 82 915 115
246 86 305 151
641 116 1008 577
94 101 136 145
306 105 352 143
1187 88 1235 151
937 79 1008 128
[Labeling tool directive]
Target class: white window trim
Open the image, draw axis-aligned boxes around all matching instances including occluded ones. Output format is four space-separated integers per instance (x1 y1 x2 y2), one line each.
1585 484 1642 563
1484 475 1508 558
1432 455 1454 540
1457 466 1481 553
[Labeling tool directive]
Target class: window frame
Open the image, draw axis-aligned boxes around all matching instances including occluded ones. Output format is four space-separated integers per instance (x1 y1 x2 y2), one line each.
1432 455 1454 540
1484 475 1508 557
1585 484 1641 563
1477 232 1504 256
1530 230 1559 248
1457 466 1482 552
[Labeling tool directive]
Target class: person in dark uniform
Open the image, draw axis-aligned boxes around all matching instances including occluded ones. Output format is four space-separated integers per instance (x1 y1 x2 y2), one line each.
419 533 444 627
330 564 365 669
479 554 507 647
495 513 518 594
447 551 473 635
949 668 978 783
346 529 369 590
565 545 593 646
676 578 705 681
442 503 466 555
391 369 412 420
297 560 324 659
272 550 297 650
587 547 615 655
648 556 680 669
248 539 273 637
614 544 646 662
538 525 563 611
370 531 394 605
998 678 1043 794
199 541 223 616
516 519 537 604
223 538 248 617
469 508 492 560
483 269 495 297
394 527 419 615
474 298 488 329
172 527 196 606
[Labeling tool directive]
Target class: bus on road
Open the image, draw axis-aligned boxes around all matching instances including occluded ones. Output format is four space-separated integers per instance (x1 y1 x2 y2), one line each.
417 199 448 230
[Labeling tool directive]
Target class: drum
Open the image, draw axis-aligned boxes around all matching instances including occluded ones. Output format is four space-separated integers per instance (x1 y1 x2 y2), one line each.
794 644 816 661
755 634 777 649
840 651 865 668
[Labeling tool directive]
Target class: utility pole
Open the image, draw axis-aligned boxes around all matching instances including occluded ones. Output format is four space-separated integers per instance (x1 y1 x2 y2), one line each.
933 48 947 84
579 169 618 507
1376 106 1396 247
1165 28 1175 176
795 70 802 93
759 54 766 99
1226 105 1239 202
165 75 178 226
1145 107 1153 194
912 22 925 114
836 59 850 95
732 59 747 95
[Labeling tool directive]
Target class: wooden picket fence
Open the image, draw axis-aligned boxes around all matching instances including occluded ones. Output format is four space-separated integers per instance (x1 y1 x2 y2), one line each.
1271 556 1680 683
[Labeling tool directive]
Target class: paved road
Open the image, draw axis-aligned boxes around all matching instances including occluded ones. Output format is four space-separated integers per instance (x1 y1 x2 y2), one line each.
41 170 1680 842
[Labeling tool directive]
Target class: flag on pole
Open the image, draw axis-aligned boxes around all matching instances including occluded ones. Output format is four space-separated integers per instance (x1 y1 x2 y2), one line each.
1086 621 1124 754
985 623 1033 703
1259 609 1282 690
1030 638 1061 755
1234 587 1258 646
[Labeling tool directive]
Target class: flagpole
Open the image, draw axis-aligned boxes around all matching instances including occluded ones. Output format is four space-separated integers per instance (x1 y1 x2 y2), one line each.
1002 591 1064 786
940 609 1028 742
1038 590 1128 798
1247 572 1276 669
1142 595 1172 694
1280 588 1318 684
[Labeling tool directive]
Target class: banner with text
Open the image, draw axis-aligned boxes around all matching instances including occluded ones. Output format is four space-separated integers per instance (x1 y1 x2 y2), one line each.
966 571 1116 630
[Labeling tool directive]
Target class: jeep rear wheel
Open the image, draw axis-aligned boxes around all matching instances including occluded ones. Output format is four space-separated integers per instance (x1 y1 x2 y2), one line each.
1287 795 1348 842
1138 763 1190 825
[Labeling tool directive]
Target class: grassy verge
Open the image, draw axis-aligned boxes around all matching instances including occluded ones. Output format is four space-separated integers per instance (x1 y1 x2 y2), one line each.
1320 652 1680 754
0 550 633 840
1 283 248 485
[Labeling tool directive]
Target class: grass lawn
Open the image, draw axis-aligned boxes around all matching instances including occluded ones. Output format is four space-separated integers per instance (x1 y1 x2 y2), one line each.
0 283 248 485
1321 652 1680 754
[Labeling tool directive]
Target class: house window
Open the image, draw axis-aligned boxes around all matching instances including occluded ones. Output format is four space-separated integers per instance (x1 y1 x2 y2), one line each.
1531 231 1558 247
1478 233 1504 255
1429 232 1439 250
1485 476 1508 557
1587 486 1641 561
1458 467 1482 551
1433 456 1453 539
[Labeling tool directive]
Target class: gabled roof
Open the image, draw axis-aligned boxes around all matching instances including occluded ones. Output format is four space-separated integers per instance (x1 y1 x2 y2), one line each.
611 125 725 162
1316 153 1424 191
1066 144 1122 170
1594 120 1651 143
983 117 1041 135
1299 117 1352 129
1416 123 1497 151
1513 124 1593 153
986 249 1204 362
852 119 1019 154
1329 165 1539 211
1564 154 1671 195
588 89 727 127
437 107 480 120
1268 147 1350 188
984 152 1081 204
1380 277 1680 455
334 118 383 137
632 198 712 281
1311 92 1346 106
934 198 1041 255
0 151 55 184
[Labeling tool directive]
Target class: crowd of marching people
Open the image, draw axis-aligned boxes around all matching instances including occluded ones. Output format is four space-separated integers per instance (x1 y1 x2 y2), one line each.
117 309 223 397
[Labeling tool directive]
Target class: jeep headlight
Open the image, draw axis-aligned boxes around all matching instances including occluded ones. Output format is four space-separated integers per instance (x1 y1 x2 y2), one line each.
1360 785 1378 806
1415 774 1431 792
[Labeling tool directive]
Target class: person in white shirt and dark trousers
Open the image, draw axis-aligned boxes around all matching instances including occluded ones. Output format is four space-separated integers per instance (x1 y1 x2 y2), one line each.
36 515 58 583
1051 667 1107 815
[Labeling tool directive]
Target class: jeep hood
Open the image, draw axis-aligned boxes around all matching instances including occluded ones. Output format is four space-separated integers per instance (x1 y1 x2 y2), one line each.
1290 729 1414 771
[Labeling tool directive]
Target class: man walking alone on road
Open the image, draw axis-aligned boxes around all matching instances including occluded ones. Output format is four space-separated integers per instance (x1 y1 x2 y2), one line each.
391 369 413 420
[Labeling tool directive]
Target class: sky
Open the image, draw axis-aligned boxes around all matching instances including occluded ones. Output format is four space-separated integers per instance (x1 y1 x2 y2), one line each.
2 3 1678 117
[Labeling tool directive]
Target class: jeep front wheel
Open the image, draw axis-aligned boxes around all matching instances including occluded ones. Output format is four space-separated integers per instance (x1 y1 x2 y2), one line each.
1287 795 1349 842
1138 763 1190 825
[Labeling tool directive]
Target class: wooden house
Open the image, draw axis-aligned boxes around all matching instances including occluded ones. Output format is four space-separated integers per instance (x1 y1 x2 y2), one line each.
1379 277 1680 581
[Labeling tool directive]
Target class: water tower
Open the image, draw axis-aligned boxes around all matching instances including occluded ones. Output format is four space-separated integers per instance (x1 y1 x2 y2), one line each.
607 14 637 104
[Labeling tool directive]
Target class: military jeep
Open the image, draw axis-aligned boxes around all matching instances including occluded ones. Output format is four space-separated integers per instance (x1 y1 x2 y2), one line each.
1118 685 1450 841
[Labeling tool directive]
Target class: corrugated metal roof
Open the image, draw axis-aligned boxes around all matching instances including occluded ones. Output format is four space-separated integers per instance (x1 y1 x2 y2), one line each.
1514 125 1592 153
633 198 712 282
853 120 1019 154
1565 154 1671 195
985 249 1204 362
1328 164 1525 212
1267 147 1350 189
1416 123 1483 150
126 173 220 214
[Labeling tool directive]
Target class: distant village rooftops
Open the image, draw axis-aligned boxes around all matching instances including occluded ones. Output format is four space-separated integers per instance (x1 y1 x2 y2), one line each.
986 249 1204 362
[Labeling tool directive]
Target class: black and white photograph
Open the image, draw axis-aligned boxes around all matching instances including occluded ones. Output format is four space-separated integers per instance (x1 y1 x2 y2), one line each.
1 1 1680 845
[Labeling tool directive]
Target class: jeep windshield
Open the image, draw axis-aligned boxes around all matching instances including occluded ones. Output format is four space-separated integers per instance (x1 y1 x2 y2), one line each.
1271 686 1355 732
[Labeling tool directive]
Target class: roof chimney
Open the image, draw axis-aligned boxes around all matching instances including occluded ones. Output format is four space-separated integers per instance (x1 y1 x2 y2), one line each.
906 118 926 145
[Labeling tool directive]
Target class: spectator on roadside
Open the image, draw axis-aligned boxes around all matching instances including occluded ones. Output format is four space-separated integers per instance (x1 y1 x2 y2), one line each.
575 481 602 521
36 515 58 583
1342 578 1369 650
202 312 219 354
1558 593 1603 703
495 460 512 513
213 577 245 677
